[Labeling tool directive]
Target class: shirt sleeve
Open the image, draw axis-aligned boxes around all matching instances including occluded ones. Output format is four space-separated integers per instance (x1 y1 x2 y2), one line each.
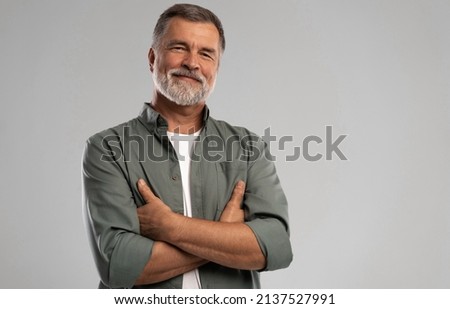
243 139 293 271
82 133 153 288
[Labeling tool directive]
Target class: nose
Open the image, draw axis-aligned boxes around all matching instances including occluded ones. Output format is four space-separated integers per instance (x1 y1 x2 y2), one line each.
182 52 200 71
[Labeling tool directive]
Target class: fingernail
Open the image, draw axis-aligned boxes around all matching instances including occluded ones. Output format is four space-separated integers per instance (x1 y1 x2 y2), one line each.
138 179 145 186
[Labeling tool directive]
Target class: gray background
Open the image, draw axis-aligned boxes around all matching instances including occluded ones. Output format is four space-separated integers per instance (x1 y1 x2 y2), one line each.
1 0 449 288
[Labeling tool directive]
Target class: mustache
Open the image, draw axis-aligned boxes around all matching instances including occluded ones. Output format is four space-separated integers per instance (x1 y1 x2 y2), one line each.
169 68 205 84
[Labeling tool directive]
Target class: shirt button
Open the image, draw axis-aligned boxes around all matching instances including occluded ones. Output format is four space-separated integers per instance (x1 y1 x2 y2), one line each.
171 175 178 181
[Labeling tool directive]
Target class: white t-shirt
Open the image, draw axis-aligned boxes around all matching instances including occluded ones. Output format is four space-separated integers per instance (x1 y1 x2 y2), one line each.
167 130 202 289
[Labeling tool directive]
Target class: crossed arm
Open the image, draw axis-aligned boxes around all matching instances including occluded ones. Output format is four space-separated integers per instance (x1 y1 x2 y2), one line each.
134 179 266 285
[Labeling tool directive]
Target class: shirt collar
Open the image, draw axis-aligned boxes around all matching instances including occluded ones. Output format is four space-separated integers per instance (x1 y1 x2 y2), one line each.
138 102 210 134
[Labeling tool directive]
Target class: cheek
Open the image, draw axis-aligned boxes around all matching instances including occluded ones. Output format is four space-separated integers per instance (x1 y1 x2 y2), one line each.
159 54 183 71
204 67 218 83
208 75 217 87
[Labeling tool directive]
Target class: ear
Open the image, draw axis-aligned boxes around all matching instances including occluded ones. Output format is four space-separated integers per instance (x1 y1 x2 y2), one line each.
148 48 155 72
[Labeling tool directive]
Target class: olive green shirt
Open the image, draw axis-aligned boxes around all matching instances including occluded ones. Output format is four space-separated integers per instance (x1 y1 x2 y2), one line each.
82 103 292 288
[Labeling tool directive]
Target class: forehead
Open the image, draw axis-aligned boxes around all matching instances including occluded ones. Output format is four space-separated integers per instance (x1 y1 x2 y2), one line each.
162 17 220 49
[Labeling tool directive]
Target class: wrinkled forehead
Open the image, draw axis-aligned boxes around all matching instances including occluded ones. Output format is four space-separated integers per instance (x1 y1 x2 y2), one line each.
160 17 221 53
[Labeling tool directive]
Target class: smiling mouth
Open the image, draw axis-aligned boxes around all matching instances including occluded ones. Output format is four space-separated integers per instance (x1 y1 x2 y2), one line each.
172 73 202 83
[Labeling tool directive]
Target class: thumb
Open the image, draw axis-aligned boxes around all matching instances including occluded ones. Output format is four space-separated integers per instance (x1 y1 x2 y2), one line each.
137 179 156 203
228 180 246 207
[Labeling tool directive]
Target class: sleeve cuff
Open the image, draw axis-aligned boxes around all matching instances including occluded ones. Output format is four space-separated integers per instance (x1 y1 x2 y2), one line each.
109 233 154 288
245 218 293 271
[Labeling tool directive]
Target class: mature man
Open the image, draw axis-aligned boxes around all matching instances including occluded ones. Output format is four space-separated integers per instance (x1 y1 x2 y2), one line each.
82 3 292 289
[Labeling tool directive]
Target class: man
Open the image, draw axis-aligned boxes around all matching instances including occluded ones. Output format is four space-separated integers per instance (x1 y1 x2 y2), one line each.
82 3 292 289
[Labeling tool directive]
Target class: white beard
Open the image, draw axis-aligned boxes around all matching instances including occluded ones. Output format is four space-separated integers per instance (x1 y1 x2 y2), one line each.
153 65 215 106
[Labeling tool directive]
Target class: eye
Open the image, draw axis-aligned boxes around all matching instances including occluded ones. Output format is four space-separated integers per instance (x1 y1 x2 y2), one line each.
170 45 186 52
200 52 214 60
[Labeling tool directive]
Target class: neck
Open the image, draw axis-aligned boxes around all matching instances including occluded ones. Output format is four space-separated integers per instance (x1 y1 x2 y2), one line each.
151 91 205 134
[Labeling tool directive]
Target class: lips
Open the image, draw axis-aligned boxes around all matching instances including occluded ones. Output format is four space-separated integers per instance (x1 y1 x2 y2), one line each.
173 73 201 83
170 69 204 84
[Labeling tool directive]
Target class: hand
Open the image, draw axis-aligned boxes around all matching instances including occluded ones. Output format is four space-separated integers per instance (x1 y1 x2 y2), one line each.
219 180 246 223
137 179 174 240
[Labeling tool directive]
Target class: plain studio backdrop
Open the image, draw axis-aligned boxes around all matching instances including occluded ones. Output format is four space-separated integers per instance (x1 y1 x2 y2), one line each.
1 0 449 288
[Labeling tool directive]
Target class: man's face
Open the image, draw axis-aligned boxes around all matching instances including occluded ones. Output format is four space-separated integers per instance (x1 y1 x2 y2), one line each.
150 17 221 106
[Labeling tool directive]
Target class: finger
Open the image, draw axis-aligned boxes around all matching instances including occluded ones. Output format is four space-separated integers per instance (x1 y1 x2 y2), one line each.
228 180 245 206
137 178 157 203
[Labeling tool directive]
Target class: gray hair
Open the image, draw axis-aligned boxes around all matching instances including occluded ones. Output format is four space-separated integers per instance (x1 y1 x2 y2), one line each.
152 3 225 53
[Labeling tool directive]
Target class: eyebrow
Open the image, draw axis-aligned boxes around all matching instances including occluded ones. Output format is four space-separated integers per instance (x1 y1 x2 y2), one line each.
166 40 217 54
166 39 188 47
